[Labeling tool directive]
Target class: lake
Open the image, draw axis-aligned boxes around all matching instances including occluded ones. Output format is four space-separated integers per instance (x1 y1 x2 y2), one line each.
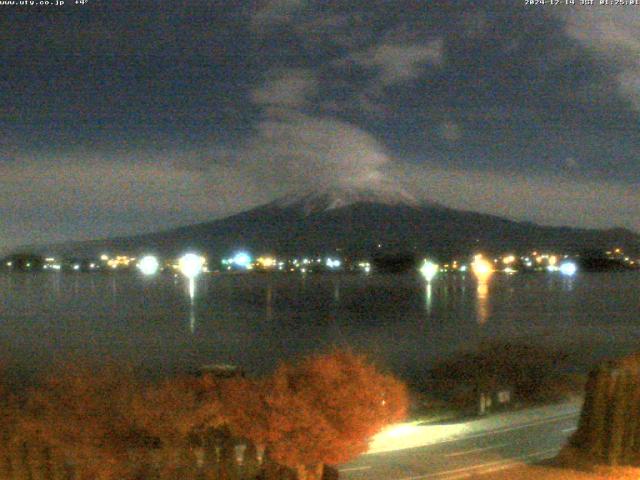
0 271 639 383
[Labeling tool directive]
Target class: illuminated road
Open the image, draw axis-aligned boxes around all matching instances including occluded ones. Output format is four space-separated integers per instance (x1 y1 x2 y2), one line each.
339 402 581 480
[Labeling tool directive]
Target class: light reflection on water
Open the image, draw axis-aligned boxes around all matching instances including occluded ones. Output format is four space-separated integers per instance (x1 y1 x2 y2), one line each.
424 283 433 315
0 271 639 381
476 280 490 325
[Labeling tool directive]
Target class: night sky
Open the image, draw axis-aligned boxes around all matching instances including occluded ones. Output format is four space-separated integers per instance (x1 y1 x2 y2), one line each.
1 1 639 250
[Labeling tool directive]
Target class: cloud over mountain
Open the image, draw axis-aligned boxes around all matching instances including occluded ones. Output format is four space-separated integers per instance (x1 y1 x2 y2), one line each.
2 2 640 250
558 7 640 110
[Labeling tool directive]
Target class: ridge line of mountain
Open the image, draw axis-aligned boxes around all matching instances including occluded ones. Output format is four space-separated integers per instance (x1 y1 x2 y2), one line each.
11 188 638 259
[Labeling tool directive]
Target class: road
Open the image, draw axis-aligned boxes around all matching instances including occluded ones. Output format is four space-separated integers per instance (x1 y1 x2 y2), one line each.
339 402 581 480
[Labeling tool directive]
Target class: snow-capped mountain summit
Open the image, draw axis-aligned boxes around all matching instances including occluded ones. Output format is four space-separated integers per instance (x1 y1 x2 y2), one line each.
33 183 640 260
271 184 423 215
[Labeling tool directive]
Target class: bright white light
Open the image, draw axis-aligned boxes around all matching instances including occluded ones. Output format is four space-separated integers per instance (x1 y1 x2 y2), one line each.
419 260 439 282
559 261 577 276
73 264 80 271
178 253 205 279
232 252 252 269
137 255 160 276
367 421 470 454
326 258 341 269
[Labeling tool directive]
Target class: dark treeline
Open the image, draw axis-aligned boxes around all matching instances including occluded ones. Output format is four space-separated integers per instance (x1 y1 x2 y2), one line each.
0 352 408 480
420 342 583 416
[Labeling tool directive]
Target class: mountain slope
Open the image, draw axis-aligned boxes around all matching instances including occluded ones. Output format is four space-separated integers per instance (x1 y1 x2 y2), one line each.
32 187 640 260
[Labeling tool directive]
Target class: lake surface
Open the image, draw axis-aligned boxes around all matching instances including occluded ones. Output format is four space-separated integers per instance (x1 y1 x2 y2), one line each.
1 271 639 383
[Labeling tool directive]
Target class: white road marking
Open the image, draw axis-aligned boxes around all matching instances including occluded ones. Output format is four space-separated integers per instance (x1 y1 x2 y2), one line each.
343 409 580 479
429 411 579 447
395 448 559 480
339 466 372 473
459 448 559 479
445 443 508 458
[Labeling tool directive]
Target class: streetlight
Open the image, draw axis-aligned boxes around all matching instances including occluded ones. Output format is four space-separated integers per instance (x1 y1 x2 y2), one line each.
232 251 252 269
559 261 577 276
178 253 205 280
471 254 493 280
471 255 493 325
419 260 439 283
420 260 438 315
137 255 160 276
178 253 205 333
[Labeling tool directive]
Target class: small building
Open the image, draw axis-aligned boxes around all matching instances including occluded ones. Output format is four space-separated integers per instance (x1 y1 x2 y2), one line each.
477 385 513 416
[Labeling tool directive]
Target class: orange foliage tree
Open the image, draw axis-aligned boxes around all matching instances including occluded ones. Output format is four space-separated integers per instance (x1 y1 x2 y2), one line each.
16 363 147 480
130 374 225 478
220 351 408 480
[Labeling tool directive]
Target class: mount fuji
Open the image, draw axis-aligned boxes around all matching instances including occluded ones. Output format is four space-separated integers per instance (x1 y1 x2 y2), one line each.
31 185 640 260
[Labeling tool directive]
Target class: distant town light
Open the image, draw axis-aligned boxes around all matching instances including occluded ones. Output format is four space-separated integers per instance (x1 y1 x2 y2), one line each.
419 260 439 283
358 261 372 274
559 261 577 276
471 255 493 278
326 258 341 269
257 256 276 268
232 252 252 269
137 255 160 276
178 253 205 279
502 255 516 265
